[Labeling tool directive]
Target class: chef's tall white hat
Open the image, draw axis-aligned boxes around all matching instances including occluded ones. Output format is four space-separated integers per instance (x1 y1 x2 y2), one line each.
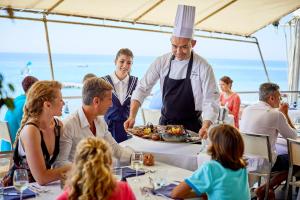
173 5 196 39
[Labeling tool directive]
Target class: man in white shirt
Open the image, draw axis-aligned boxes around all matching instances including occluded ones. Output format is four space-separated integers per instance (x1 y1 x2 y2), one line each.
56 77 152 167
124 5 219 138
240 82 297 198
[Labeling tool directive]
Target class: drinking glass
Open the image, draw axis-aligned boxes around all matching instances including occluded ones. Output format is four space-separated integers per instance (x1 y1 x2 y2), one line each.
153 169 167 189
199 138 209 152
13 169 29 200
113 168 122 181
131 152 143 181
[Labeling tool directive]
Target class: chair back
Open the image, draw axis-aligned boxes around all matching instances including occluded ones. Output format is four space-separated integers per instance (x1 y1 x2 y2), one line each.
287 139 300 167
141 108 161 125
0 121 12 151
0 150 14 178
242 133 272 162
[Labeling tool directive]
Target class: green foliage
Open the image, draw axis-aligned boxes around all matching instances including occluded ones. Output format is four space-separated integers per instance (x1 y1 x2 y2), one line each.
0 73 15 110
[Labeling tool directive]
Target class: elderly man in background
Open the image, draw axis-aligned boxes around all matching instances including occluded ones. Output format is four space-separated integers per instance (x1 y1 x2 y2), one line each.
240 82 297 199
124 5 219 138
55 77 153 167
4 75 38 143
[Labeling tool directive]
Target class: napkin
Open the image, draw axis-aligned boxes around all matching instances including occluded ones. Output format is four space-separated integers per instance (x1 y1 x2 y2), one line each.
120 167 145 181
152 183 179 199
3 187 36 200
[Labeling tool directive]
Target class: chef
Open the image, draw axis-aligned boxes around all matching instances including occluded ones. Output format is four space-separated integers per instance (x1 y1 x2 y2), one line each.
124 5 219 138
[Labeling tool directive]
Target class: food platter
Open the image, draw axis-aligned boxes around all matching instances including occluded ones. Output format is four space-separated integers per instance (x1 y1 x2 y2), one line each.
126 124 202 144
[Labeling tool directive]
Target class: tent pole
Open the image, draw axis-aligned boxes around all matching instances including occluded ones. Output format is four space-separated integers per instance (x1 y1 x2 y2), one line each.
43 14 55 80
253 37 270 82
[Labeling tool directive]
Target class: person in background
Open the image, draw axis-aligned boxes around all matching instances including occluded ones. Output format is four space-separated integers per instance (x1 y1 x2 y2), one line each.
4 75 38 143
219 76 241 128
55 77 153 167
2 81 71 186
240 82 297 199
102 48 138 143
171 124 250 200
124 5 219 139
82 73 97 83
56 137 136 200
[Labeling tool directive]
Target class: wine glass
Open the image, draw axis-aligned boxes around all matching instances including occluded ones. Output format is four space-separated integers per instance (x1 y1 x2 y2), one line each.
131 152 143 181
113 168 122 181
13 169 29 200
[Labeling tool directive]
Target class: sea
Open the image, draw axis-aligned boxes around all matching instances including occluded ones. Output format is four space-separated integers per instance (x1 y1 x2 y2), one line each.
0 52 289 124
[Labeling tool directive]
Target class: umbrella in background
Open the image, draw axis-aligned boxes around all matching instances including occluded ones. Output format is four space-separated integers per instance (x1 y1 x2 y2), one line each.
288 18 300 107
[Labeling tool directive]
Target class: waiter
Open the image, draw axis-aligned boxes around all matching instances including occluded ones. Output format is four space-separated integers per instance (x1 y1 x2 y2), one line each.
124 5 219 138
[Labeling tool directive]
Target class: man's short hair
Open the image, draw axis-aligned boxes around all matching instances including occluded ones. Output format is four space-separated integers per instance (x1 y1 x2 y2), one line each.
22 76 38 93
82 77 113 105
259 82 280 102
82 73 97 83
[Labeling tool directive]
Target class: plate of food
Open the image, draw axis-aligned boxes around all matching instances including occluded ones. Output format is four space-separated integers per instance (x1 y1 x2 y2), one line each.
126 123 201 144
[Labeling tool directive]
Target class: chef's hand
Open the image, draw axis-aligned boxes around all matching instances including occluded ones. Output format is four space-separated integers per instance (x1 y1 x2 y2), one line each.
143 153 154 166
124 117 135 129
199 120 212 139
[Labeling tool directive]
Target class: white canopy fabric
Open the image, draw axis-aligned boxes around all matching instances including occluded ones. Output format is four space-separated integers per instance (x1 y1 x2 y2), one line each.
1 0 300 36
288 18 300 105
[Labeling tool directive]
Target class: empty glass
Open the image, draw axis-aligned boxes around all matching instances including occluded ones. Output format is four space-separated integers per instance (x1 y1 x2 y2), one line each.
113 168 122 181
13 169 29 200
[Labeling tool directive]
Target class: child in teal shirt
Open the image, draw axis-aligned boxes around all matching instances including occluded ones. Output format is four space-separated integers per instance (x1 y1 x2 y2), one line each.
171 124 250 200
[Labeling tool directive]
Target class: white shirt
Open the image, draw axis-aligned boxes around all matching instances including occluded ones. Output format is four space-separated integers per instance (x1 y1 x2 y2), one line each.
131 52 220 122
55 107 134 167
240 101 297 164
111 72 129 105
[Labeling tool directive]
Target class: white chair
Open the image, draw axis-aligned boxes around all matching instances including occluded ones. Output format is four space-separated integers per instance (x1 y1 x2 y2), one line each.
285 139 300 200
0 150 14 178
141 108 161 125
242 133 272 200
0 121 13 151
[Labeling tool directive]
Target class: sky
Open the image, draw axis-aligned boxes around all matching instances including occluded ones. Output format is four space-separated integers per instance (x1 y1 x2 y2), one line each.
0 11 296 60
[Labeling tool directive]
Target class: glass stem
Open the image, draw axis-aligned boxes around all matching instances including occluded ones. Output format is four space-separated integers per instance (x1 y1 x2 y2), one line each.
20 191 22 200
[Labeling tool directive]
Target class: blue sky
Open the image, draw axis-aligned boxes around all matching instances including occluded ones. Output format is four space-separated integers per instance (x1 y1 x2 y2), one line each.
0 13 294 60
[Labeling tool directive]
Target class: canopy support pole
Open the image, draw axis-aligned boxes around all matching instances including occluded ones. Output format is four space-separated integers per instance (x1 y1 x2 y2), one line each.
43 14 55 80
253 37 270 82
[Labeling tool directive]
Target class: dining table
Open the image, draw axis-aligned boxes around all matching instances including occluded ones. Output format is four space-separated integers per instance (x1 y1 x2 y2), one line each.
126 161 201 200
120 135 203 171
10 162 200 200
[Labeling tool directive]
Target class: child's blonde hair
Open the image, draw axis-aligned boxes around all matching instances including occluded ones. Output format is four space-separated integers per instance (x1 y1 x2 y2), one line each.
67 137 116 200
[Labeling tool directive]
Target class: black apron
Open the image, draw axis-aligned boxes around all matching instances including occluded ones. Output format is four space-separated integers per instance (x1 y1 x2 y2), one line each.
159 52 202 132
102 75 138 143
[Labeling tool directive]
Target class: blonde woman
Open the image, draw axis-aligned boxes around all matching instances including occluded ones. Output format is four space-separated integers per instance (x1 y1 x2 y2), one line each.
2 81 71 186
57 137 136 200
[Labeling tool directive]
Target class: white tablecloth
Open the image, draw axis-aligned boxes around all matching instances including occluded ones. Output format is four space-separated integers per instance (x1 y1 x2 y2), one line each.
22 162 196 200
26 181 62 199
127 161 198 200
120 136 202 171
